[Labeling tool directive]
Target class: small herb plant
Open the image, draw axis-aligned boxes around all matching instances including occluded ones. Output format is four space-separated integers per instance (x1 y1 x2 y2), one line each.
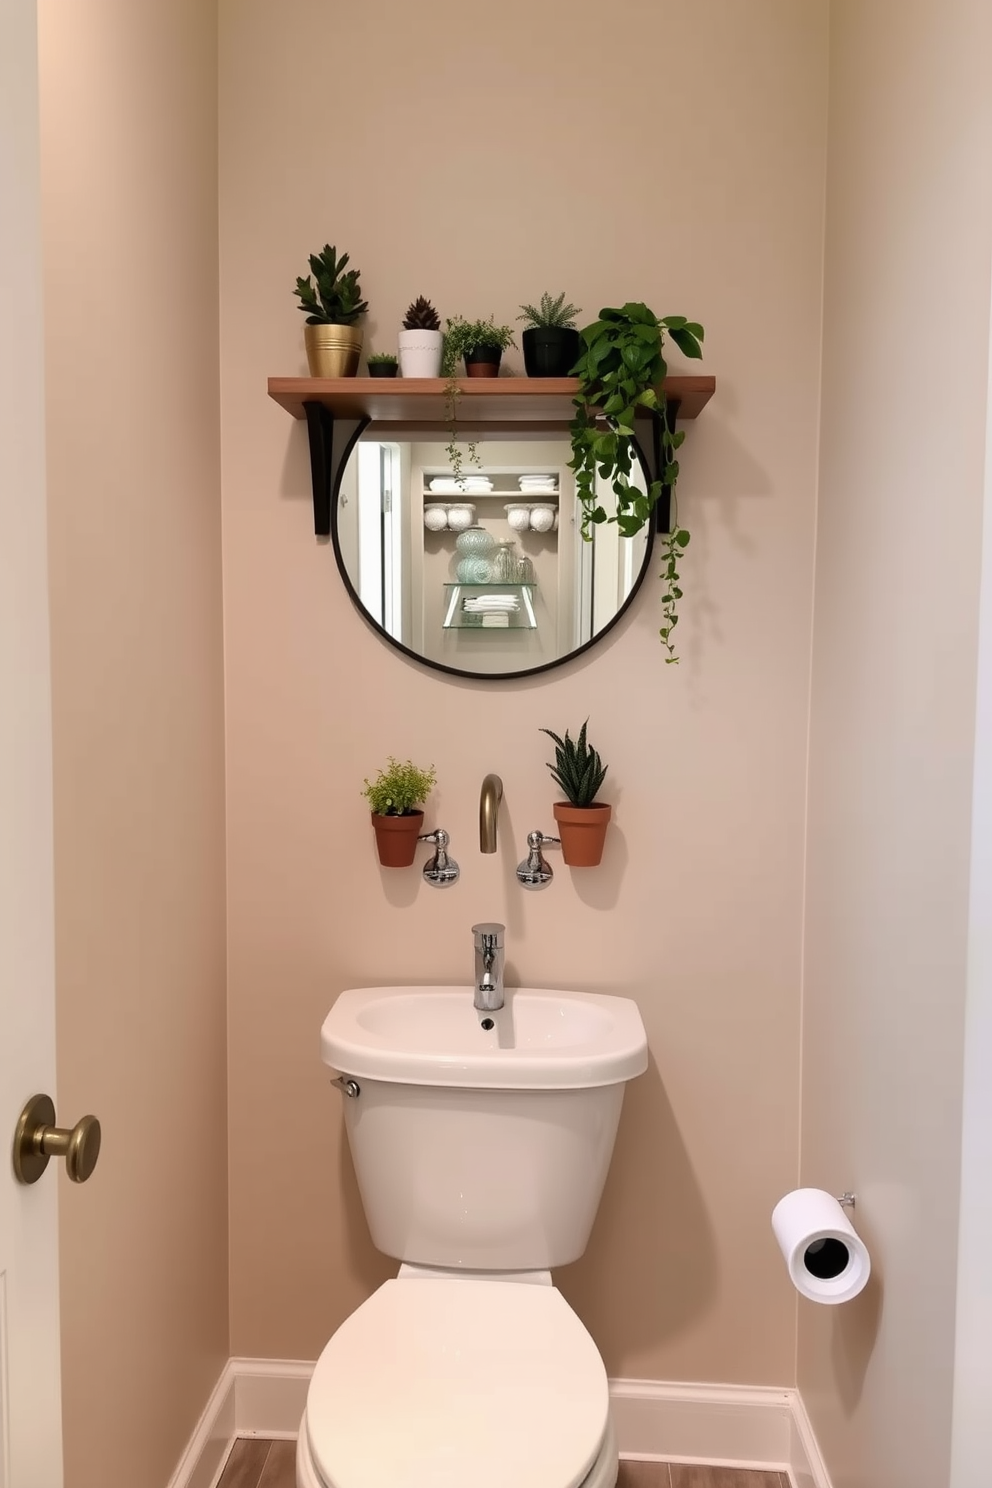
361 758 437 817
440 316 516 484
518 292 581 329
540 721 607 808
367 352 398 366
441 316 516 376
570 303 704 663
294 244 369 325
403 296 441 331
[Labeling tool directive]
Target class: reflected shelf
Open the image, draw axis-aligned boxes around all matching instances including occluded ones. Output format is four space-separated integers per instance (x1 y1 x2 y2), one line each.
442 582 538 630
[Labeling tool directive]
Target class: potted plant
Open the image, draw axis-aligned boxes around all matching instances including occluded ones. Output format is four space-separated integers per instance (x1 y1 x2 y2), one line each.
367 352 399 379
442 316 516 378
518 291 582 378
540 721 611 867
294 243 369 378
361 757 437 867
570 303 704 663
398 296 443 377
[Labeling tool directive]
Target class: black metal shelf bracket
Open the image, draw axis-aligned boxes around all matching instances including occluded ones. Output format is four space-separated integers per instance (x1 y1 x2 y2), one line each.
634 396 682 535
303 402 371 537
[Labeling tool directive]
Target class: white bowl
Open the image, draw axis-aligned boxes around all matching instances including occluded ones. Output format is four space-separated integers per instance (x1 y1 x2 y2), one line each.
423 504 449 532
446 503 476 532
505 503 531 532
530 504 556 533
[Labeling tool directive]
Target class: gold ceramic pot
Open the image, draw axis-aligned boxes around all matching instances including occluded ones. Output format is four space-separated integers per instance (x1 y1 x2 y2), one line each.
304 323 363 377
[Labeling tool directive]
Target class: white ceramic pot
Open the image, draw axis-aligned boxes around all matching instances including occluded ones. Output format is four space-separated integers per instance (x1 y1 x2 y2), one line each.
530 504 557 533
423 504 449 532
398 329 443 378
505 503 531 532
446 503 476 532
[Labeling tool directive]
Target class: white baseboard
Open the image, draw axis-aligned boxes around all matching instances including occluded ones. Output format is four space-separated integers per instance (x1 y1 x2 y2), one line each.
169 1359 832 1488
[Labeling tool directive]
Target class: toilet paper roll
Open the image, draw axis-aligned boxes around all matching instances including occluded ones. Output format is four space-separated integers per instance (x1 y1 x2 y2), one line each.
771 1188 870 1305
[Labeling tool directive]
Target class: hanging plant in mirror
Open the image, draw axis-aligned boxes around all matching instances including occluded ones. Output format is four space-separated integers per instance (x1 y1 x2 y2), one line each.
569 304 704 662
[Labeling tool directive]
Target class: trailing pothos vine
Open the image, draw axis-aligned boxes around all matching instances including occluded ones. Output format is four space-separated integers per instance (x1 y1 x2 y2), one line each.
569 304 703 663
441 316 516 487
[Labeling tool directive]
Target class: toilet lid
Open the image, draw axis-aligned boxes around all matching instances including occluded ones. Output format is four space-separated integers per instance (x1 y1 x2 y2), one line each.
307 1279 609 1488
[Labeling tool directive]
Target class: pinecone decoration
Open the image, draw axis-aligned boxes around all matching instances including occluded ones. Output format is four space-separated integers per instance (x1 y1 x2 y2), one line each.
403 296 441 331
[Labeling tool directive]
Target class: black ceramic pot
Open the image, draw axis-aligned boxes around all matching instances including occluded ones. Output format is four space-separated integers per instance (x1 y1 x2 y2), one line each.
522 326 581 378
463 345 503 377
367 362 399 378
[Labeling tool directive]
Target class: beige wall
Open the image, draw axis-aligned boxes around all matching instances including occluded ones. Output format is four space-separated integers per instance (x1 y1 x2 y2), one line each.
220 0 827 1382
37 4 229 1484
800 3 992 1485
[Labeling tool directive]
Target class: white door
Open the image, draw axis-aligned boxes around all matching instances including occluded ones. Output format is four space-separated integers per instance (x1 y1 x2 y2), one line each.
0 2 64 1484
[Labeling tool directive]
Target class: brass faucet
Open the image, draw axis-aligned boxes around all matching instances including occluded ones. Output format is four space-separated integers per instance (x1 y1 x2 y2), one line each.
480 774 503 853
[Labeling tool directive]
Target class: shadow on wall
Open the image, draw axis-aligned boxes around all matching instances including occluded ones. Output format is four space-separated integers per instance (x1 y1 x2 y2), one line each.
557 1054 717 1371
831 1265 883 1413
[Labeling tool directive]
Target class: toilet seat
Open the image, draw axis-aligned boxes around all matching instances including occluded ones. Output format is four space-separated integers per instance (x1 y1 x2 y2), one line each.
303 1278 610 1488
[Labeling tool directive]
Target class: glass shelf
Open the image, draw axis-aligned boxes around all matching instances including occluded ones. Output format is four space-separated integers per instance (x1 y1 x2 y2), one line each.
442 582 538 630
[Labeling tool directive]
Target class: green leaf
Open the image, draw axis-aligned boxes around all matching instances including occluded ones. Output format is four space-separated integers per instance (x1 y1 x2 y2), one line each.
667 326 703 359
675 530 691 548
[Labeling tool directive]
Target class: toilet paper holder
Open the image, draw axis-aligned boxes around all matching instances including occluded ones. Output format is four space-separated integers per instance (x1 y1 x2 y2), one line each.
772 1187 870 1304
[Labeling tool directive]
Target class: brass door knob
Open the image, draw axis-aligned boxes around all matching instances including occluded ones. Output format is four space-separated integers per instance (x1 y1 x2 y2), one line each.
12 1094 102 1185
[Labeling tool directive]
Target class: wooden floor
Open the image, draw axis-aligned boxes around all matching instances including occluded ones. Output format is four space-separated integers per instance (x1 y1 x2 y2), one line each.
217 1438 791 1488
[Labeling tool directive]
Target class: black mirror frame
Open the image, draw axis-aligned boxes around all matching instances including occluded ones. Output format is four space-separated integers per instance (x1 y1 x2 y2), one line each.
328 432 659 682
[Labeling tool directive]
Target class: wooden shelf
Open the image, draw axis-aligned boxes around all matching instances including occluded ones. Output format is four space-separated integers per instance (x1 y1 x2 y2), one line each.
267 373 716 538
267 374 715 425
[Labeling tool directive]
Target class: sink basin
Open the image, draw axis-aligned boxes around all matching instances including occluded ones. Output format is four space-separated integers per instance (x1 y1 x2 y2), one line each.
321 985 648 1090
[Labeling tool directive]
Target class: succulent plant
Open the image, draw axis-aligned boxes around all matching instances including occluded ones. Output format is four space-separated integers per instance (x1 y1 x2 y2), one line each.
403 296 441 331
294 244 369 326
518 292 581 329
539 721 607 807
367 352 398 365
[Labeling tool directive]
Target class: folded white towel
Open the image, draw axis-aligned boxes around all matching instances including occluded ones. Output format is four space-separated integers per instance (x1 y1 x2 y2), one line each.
430 477 493 492
481 612 511 627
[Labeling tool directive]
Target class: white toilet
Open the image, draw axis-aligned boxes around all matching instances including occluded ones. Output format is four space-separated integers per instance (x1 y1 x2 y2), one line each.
298 983 648 1488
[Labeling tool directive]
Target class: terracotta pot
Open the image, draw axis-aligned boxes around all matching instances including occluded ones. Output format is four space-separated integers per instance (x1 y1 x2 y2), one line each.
552 802 612 867
371 810 424 867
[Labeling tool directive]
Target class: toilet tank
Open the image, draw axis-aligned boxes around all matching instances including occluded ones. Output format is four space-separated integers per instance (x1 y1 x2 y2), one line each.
340 1078 626 1271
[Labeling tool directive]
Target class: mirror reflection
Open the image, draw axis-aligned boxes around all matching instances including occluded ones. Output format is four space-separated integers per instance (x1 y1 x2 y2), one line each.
334 437 654 678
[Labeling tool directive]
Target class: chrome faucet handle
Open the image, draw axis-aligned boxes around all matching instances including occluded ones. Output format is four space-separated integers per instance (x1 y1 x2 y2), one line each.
516 829 561 890
418 828 459 887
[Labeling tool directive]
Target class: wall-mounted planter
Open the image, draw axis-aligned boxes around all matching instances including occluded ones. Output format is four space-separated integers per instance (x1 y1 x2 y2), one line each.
552 802 612 867
371 811 424 867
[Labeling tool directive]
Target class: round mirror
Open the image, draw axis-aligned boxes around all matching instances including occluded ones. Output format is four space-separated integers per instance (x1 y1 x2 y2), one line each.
332 433 656 679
